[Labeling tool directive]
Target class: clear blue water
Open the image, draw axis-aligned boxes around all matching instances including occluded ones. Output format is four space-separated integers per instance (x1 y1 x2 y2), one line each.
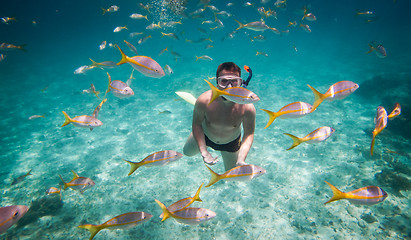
1 0 410 239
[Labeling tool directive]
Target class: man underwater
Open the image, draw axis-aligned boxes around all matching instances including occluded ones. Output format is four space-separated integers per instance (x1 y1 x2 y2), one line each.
183 62 256 171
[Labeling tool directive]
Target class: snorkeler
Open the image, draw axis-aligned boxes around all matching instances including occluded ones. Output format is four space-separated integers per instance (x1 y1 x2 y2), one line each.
183 62 256 171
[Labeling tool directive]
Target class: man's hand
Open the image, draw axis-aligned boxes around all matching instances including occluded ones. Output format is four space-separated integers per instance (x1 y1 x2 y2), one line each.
202 152 218 165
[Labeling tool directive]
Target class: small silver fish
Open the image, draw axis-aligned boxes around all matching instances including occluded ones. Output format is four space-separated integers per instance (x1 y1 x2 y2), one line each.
124 40 138 55
130 13 148 20
11 169 32 185
99 41 106 50
28 115 45 120
164 64 173 75
196 55 213 61
113 26 127 32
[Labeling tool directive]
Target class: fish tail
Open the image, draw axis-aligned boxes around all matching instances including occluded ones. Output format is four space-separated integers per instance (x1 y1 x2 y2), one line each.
324 181 346 204
88 58 98 67
18 44 28 52
26 169 32 176
204 79 222 105
205 165 221 187
124 159 141 176
104 72 112 97
195 56 199 61
154 199 171 222
78 224 103 240
234 19 244 30
58 174 68 190
61 111 72 127
307 84 325 111
283 133 303 150
193 183 204 202
261 109 278 129
370 132 376 156
366 44 375 54
115 44 129 66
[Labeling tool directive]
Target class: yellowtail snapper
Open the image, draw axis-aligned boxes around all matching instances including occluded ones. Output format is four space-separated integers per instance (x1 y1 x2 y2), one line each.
0 205 29 234
324 181 387 205
155 199 216 225
124 150 183 176
283 126 335 150
59 170 95 194
261 102 313 129
370 106 388 156
205 164 266 187
78 212 152 240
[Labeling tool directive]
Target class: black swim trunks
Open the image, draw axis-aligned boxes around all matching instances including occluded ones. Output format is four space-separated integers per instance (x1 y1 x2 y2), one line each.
205 134 241 152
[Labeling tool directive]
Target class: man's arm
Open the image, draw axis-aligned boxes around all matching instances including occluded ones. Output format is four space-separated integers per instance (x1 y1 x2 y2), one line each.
192 97 218 165
237 105 256 165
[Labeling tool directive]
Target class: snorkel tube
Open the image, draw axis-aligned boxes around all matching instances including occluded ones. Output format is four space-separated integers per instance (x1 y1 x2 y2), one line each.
242 65 252 88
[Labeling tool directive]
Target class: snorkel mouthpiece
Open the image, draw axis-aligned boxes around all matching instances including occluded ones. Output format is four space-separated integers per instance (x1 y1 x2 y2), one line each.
242 65 252 88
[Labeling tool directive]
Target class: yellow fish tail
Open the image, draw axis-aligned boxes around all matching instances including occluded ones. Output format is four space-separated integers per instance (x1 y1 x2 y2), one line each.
101 8 107 15
370 132 376 156
204 79 223 105
366 44 374 54
261 109 279 129
115 44 129 66
124 159 142 176
234 19 244 30
205 165 221 187
283 133 304 150
193 183 204 202
61 111 72 127
307 84 325 111
155 199 171 222
324 181 346 204
78 224 104 240
58 174 68 190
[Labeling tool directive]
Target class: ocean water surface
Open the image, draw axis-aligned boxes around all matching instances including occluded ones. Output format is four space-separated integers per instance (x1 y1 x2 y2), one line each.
1 0 410 239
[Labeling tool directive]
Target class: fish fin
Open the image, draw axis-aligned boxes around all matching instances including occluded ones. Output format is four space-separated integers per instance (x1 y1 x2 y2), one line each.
261 109 278 129
61 111 72 127
234 19 244 30
204 79 222 105
115 44 129 66
105 72 112 98
283 133 303 150
370 132 376 156
366 44 374 54
26 169 33 176
101 7 107 15
324 181 346 204
88 58 98 67
307 84 325 111
58 174 68 190
124 159 141 176
78 224 103 240
71 170 79 179
193 183 204 202
205 165 220 187
155 199 171 222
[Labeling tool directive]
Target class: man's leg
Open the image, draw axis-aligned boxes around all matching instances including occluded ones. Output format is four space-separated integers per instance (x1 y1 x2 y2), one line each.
183 133 200 156
221 150 240 171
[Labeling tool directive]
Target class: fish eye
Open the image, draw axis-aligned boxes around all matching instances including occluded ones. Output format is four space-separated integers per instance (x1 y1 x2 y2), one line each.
14 211 19 217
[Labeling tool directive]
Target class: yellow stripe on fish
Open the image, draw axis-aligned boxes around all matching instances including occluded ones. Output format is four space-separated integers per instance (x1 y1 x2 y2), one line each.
115 44 165 78
78 212 152 240
324 181 387 205
370 106 388 156
155 199 216 225
204 79 259 105
159 183 203 221
124 150 183 176
307 81 359 111
261 102 313 129
283 126 335 150
205 164 266 187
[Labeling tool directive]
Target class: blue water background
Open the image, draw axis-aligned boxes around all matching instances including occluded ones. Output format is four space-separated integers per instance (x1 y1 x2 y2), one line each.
1 0 410 239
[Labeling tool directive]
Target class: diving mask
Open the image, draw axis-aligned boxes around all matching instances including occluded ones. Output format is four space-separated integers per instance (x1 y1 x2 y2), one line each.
217 75 243 89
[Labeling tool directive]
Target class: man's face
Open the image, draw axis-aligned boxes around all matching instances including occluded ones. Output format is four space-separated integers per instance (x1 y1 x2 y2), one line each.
217 69 242 90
